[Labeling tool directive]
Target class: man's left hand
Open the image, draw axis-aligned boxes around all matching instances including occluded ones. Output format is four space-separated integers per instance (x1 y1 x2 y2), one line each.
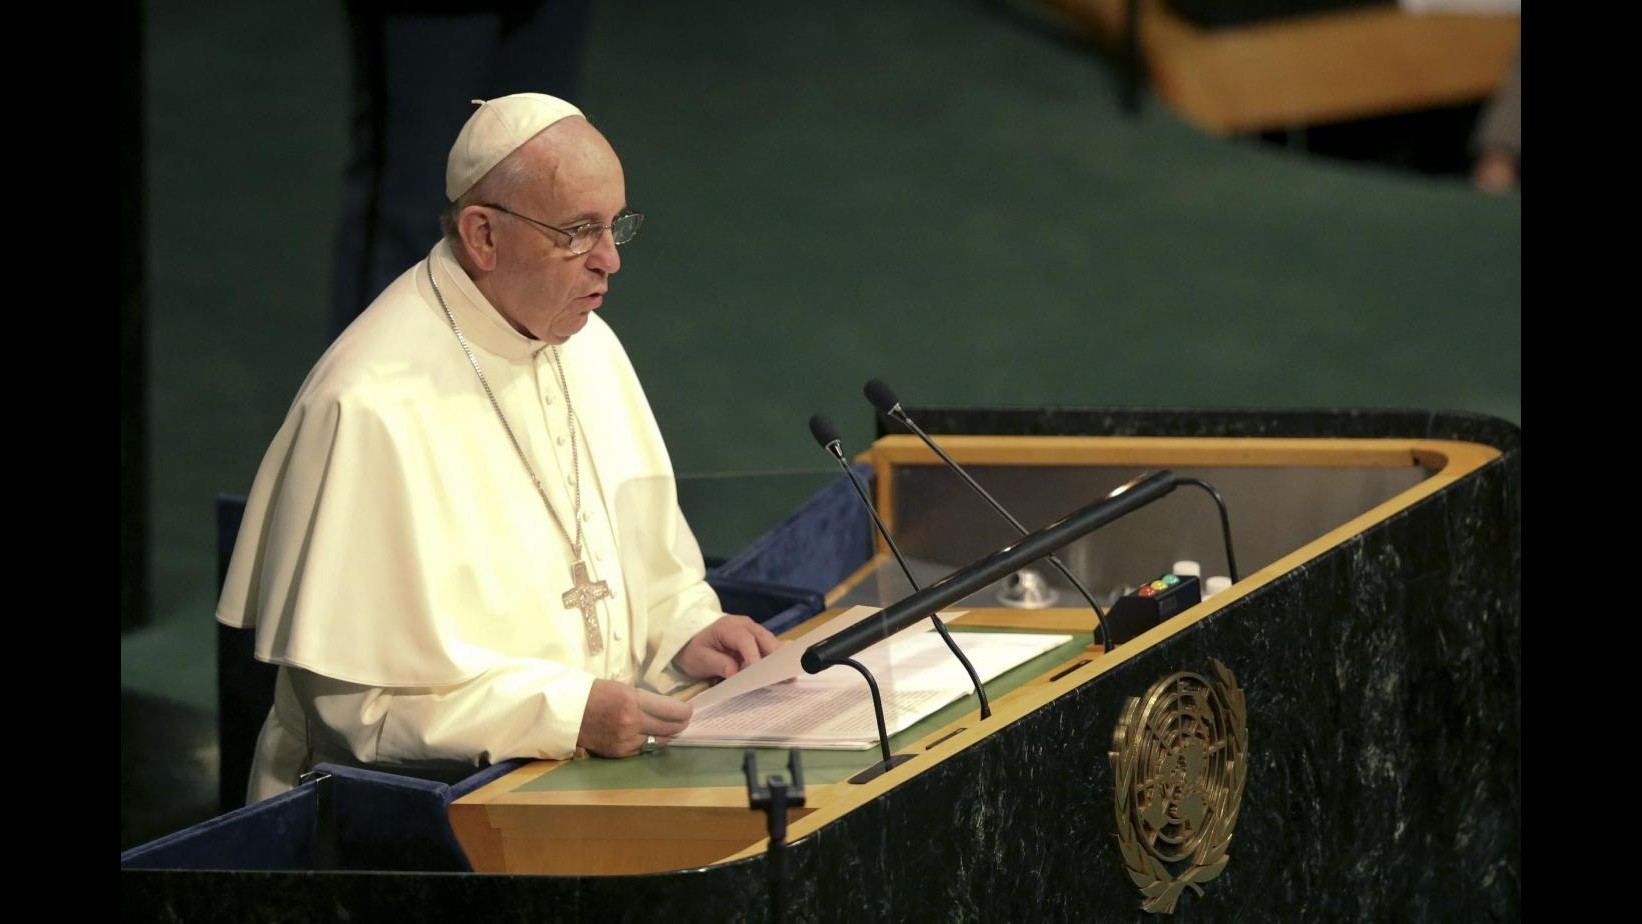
675 615 782 681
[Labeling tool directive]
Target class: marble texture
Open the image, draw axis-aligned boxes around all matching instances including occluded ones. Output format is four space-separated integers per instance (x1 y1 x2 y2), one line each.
123 409 1521 921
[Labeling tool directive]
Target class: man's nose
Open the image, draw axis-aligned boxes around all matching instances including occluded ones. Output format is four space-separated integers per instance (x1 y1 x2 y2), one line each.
585 228 621 275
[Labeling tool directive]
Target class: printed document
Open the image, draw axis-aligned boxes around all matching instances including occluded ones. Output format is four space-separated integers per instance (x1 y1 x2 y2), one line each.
674 606 1071 748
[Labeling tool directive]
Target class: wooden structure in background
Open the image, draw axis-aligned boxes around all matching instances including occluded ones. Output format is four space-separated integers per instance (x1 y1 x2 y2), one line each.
1044 0 1520 134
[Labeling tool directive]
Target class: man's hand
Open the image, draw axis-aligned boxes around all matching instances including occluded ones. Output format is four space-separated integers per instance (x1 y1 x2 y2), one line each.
577 679 692 758
674 614 782 681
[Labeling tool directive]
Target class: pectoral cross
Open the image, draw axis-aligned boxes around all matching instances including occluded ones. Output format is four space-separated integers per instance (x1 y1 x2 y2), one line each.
563 559 612 654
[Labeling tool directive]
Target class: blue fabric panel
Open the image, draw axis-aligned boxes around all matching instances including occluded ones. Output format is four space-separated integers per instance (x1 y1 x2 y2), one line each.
318 764 473 872
708 575 824 622
707 574 826 636
712 463 875 593
119 786 318 870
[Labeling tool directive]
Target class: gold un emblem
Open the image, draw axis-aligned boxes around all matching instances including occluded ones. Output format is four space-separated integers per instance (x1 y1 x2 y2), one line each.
1111 659 1248 914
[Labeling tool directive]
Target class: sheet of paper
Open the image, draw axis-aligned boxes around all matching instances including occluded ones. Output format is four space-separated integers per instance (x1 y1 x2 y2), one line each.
674 629 1072 749
685 605 961 711
673 684 952 749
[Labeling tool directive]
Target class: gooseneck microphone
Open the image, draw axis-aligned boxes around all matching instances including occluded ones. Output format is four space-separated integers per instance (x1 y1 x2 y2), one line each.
808 415 920 601
808 414 991 720
864 379 1118 652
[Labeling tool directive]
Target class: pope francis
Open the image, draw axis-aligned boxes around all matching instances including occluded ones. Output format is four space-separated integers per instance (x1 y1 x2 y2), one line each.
217 93 779 803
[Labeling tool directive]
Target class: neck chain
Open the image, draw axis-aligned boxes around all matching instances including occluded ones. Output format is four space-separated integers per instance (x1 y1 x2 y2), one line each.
428 260 612 654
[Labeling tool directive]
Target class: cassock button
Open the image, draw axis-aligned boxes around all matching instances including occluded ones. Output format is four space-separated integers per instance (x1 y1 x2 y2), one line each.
594 549 604 561
556 435 566 446
545 393 555 405
581 510 592 522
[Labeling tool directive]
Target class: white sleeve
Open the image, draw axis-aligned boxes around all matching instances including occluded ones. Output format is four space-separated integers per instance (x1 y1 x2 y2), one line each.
642 574 724 694
633 501 725 693
287 660 596 769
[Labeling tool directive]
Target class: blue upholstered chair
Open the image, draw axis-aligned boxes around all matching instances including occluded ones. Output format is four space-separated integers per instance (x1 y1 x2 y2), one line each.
706 462 877 633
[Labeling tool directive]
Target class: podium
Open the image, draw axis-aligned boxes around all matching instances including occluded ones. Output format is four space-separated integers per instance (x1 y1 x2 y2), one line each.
123 408 1521 921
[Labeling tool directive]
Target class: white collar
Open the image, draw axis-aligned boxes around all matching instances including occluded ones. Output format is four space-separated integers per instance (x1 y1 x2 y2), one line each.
427 239 551 362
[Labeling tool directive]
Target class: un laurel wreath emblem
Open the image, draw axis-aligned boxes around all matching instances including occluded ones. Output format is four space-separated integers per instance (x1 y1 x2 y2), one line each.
1111 659 1248 914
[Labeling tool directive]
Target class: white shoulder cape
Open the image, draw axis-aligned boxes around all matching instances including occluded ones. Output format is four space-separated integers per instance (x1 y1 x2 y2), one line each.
216 241 716 688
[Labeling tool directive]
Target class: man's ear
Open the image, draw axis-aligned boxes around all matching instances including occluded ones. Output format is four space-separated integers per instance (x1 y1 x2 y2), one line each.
457 206 500 272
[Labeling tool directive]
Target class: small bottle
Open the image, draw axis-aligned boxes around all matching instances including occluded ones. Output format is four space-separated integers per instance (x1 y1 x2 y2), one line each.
1172 560 1201 580
1204 576 1232 598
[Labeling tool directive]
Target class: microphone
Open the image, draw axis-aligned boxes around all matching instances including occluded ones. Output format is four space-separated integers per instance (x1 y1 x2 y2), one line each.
804 471 1180 674
808 414 919 594
865 378 1118 652
808 414 991 719
808 413 845 460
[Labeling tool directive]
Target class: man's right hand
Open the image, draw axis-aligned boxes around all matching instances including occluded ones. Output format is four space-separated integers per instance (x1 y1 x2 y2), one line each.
576 678 693 757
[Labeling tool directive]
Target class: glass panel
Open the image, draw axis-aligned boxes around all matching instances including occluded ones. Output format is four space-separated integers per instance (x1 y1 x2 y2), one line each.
832 462 1432 609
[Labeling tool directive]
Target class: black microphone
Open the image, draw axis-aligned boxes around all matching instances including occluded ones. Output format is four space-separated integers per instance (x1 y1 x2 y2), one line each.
865 378 1118 652
808 414 919 589
804 471 1180 674
807 414 991 719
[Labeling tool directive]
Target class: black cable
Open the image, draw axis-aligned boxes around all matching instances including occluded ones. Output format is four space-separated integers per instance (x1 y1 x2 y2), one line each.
1177 477 1240 584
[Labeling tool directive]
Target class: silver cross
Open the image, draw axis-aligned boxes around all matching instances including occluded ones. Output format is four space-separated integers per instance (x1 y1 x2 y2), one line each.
563 560 612 654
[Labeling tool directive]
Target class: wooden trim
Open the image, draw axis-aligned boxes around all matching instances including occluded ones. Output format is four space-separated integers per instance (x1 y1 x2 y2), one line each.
866 434 1494 471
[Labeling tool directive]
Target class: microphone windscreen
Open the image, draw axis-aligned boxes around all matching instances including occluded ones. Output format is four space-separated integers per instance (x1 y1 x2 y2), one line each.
808 413 841 448
863 379 900 413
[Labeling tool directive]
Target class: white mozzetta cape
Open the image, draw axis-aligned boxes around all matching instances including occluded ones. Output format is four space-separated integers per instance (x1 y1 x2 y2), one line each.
217 241 722 755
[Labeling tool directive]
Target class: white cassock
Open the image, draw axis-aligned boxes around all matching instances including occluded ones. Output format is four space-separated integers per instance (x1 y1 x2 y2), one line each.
217 239 722 802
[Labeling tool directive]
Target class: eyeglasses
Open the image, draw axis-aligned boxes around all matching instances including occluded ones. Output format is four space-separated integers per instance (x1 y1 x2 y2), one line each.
481 203 644 255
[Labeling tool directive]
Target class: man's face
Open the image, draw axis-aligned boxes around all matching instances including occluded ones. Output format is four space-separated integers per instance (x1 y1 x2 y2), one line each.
484 119 627 345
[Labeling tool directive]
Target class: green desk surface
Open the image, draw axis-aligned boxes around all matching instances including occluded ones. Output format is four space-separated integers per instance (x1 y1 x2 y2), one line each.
516 629 1094 792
